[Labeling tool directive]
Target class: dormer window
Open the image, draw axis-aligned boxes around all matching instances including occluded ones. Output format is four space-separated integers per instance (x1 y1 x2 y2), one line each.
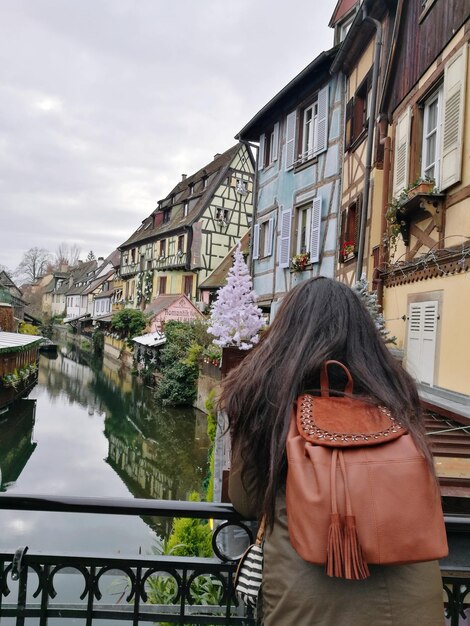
339 14 355 41
183 201 189 217
163 209 171 224
189 183 194 195
202 176 207 190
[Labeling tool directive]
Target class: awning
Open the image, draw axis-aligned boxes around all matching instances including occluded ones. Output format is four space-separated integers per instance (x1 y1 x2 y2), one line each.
132 332 166 348
0 331 43 354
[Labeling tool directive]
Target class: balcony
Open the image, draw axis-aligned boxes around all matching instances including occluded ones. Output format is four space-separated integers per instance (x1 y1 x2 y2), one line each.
0 493 469 624
153 252 188 271
120 264 139 278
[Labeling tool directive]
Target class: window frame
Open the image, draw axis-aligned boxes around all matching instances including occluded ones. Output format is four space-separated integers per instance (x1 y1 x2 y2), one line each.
421 84 443 189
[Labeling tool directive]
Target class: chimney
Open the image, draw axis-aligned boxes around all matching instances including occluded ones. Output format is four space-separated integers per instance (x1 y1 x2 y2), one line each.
181 174 187 181
98 257 104 262
214 153 221 160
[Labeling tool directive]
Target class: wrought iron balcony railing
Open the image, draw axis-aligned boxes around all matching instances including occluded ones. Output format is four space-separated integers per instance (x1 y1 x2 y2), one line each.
0 493 469 625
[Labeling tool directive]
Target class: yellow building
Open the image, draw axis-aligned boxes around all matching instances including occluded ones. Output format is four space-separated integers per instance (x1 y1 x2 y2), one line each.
119 143 254 309
330 0 470 416
380 2 470 415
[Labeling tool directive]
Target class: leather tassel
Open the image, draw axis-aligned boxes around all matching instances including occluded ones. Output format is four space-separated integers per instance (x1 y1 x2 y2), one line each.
326 513 344 578
343 515 370 580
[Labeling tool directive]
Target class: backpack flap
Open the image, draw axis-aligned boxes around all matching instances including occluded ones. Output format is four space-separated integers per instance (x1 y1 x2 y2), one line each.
297 394 405 447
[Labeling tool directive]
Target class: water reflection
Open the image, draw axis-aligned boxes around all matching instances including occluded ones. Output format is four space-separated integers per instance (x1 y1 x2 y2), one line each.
0 346 210 553
0 399 37 491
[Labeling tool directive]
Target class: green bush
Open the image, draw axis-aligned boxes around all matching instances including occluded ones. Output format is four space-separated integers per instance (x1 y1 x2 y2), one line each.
92 329 104 356
111 309 147 340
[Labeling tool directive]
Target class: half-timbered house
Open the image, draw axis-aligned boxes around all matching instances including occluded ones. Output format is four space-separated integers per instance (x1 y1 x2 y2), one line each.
237 47 343 319
118 144 254 308
330 0 396 288
379 0 470 416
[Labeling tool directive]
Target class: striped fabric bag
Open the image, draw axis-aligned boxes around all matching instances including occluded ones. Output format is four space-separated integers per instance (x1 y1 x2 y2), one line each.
234 518 265 608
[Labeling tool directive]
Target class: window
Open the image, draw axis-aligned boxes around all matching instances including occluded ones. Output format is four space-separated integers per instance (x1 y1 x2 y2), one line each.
163 209 171 224
252 218 274 259
202 176 207 189
339 14 355 41
189 183 194 195
296 205 311 254
345 71 372 150
216 208 229 224
294 198 322 261
300 102 319 162
285 85 328 170
394 46 467 195
421 86 443 187
177 235 184 253
158 276 167 295
340 198 360 262
258 123 279 170
183 201 189 217
159 240 166 257
183 275 193 297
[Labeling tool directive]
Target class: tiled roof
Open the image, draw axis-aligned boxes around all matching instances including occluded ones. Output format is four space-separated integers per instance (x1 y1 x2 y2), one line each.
144 294 185 317
237 48 338 141
119 144 241 249
82 270 114 296
199 231 251 290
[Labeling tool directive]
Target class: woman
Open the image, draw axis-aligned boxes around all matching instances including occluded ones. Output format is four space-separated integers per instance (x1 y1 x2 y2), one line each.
221 277 444 626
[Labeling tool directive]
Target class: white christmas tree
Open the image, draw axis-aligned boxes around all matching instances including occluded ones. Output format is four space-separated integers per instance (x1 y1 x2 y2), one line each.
208 242 263 350
353 275 397 345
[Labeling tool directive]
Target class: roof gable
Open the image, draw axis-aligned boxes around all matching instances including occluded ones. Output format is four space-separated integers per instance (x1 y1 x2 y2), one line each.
119 144 242 249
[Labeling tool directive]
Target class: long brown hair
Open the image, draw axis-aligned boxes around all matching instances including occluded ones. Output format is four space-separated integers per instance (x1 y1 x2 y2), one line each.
220 276 432 525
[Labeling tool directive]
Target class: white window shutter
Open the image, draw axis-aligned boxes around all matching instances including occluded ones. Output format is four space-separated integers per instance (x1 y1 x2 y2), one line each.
440 43 468 191
392 107 411 196
309 197 322 263
279 208 292 268
252 223 260 260
258 134 265 171
314 85 329 156
266 217 274 256
272 122 279 161
285 111 296 171
406 301 438 386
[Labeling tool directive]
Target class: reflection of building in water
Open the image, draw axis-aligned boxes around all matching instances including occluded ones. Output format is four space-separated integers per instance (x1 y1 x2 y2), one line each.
107 433 174 500
39 352 105 417
0 399 37 491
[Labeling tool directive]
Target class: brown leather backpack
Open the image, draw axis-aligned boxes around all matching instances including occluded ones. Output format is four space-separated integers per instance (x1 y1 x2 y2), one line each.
286 360 448 580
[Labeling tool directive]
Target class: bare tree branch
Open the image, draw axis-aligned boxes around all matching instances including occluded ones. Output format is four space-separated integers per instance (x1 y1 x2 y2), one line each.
15 247 52 283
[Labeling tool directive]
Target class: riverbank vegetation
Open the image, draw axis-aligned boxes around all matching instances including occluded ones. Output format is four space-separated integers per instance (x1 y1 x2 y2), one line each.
154 320 220 407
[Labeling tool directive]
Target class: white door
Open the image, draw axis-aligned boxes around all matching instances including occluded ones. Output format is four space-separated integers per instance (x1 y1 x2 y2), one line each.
406 301 438 386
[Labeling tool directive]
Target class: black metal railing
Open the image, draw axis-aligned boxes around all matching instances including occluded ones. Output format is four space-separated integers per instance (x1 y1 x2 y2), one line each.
0 494 469 625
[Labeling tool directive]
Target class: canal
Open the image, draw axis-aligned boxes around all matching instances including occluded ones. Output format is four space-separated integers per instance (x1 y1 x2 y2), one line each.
0 345 211 557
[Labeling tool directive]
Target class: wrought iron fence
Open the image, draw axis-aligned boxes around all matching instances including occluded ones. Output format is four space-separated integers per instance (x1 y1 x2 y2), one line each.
0 494 469 625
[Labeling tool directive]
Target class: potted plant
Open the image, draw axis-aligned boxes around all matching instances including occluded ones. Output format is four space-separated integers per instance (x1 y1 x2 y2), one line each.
340 240 355 260
407 176 436 199
291 252 310 272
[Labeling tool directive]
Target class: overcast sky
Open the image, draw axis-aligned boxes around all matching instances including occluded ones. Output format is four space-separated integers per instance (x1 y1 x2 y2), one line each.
0 0 336 272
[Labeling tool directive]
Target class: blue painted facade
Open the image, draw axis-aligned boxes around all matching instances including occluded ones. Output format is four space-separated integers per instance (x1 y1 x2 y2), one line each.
238 49 344 319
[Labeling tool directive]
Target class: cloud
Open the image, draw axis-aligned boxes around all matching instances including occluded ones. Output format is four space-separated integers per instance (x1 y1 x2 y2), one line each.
0 0 336 270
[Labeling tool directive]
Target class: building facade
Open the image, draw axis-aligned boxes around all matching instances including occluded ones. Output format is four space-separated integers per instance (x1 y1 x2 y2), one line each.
119 143 254 309
237 48 344 319
380 0 470 413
